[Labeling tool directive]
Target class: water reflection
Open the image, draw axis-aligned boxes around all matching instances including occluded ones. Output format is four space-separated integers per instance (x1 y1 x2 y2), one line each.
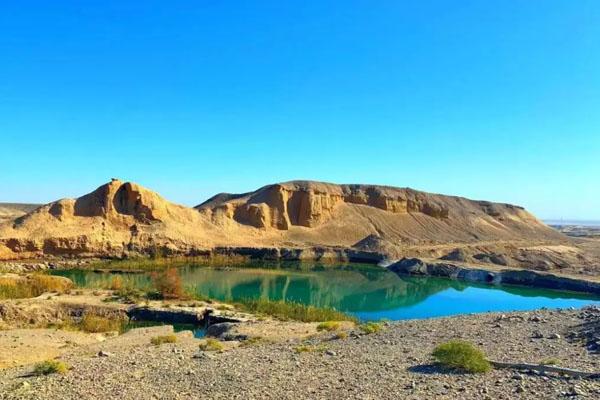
55 262 600 320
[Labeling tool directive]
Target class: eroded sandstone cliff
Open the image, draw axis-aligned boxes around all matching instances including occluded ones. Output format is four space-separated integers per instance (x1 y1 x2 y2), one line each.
0 179 573 268
196 181 554 239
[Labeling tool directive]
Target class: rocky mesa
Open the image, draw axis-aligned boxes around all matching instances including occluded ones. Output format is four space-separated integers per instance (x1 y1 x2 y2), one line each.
1 179 588 272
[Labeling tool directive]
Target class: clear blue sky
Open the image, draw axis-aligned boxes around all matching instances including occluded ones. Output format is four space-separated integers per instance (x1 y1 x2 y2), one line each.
1 1 599 220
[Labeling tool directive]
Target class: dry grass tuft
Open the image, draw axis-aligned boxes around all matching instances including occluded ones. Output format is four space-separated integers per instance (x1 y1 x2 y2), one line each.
33 360 69 375
0 274 73 299
316 321 341 332
151 334 178 345
198 338 224 351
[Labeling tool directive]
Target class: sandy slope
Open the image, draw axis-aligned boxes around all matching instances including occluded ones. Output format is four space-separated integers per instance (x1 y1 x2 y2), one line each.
0 203 40 225
0 179 595 274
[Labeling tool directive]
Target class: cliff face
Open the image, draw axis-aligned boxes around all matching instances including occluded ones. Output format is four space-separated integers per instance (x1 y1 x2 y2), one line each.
196 181 547 238
0 179 227 260
197 181 456 230
0 179 569 264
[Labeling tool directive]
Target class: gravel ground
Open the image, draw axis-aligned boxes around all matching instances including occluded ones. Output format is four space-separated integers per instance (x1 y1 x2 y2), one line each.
1 308 600 400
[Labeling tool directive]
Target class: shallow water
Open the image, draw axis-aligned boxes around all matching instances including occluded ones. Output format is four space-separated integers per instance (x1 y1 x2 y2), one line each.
54 262 600 321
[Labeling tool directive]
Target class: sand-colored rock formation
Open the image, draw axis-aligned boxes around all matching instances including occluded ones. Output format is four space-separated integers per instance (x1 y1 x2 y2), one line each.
0 179 230 260
0 179 586 272
197 181 562 244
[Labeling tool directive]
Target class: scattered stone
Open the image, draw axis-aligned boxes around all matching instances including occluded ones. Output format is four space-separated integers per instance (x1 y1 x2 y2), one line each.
548 333 562 340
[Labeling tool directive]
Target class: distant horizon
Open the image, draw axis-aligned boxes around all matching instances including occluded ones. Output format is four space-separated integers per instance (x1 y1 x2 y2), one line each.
1 2 599 220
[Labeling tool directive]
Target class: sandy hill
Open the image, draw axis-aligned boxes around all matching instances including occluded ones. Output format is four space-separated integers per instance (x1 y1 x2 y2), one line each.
1 179 587 272
0 179 232 260
0 203 40 225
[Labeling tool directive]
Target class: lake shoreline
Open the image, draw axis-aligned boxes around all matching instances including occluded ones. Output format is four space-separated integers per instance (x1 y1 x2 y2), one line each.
1 305 599 399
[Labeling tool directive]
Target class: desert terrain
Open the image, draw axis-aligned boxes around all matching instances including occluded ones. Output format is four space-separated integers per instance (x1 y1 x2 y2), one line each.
1 180 600 400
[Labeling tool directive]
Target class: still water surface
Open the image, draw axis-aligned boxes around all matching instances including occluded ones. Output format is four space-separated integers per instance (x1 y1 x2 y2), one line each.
55 262 600 321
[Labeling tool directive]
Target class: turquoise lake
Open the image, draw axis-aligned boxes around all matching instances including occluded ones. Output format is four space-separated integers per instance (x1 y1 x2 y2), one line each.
54 262 600 321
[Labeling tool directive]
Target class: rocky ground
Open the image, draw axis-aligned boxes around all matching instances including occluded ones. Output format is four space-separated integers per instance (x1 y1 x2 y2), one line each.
1 307 599 400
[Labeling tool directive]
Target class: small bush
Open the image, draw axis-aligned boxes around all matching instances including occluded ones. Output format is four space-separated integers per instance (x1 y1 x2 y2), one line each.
236 299 356 323
540 357 560 366
150 268 184 299
80 314 124 333
199 338 224 352
358 322 383 334
108 276 124 291
432 340 491 373
317 321 341 332
33 360 69 375
333 331 348 340
151 334 178 345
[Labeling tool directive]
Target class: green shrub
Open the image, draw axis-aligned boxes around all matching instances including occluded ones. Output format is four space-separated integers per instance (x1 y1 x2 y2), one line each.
199 338 224 351
317 321 341 331
236 299 356 323
358 322 383 334
432 340 491 373
150 334 178 345
33 360 69 375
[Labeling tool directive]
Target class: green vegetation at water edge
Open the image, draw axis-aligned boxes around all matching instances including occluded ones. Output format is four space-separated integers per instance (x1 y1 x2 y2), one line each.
235 298 357 323
316 321 342 331
0 274 73 299
85 255 250 271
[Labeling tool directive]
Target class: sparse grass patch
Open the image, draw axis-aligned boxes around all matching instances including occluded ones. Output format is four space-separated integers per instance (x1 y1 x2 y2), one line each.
333 331 348 340
239 336 270 347
32 360 69 375
150 334 178 345
80 314 124 333
199 338 224 352
0 274 73 299
236 299 356 323
432 340 491 373
539 357 560 366
316 321 341 332
358 322 384 334
85 255 249 272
